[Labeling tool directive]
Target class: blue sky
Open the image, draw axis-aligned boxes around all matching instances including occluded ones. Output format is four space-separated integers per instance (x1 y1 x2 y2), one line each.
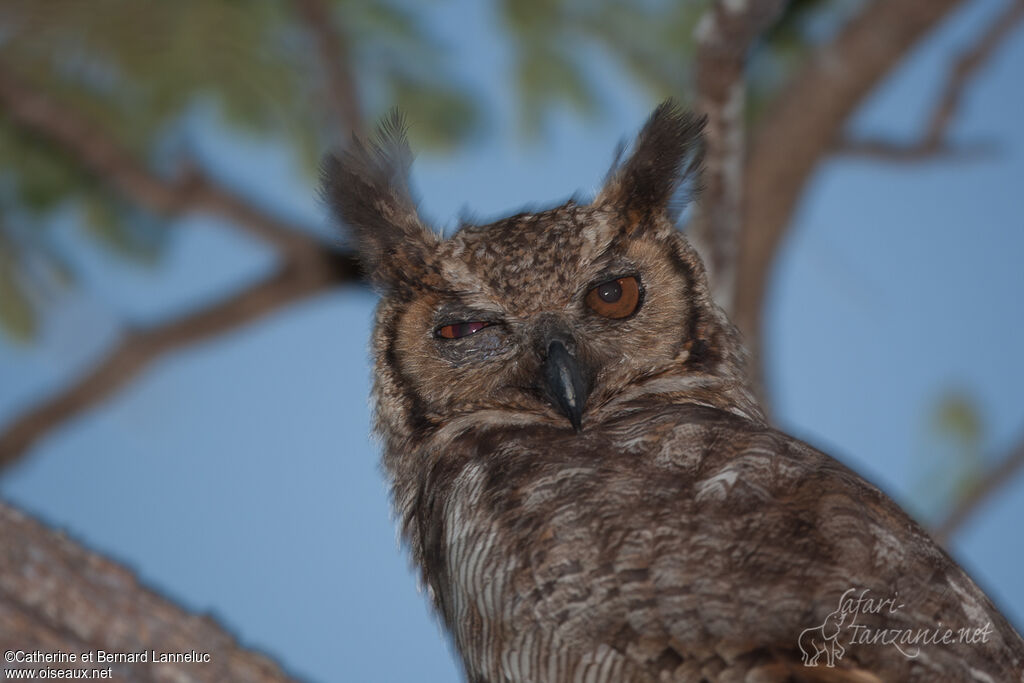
1 1 1023 682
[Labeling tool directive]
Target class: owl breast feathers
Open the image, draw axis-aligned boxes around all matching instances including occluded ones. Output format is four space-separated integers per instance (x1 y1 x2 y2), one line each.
323 102 1024 682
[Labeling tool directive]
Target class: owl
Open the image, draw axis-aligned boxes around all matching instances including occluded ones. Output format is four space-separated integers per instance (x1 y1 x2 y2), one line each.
323 102 1024 682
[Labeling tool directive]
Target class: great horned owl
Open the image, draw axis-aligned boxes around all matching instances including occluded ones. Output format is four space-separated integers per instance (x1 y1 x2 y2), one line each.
323 103 1024 682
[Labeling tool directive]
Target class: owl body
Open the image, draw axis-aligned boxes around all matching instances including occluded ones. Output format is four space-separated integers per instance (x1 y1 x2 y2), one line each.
324 104 1024 681
406 404 1021 682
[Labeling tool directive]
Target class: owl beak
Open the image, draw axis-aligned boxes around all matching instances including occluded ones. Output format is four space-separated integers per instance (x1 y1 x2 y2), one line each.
543 340 589 432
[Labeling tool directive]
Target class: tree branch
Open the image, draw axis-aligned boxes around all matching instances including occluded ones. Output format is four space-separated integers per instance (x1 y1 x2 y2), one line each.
0 63 369 471
0 65 321 259
0 501 300 682
291 0 364 138
836 0 1024 161
832 138 995 161
691 0 786 315
932 429 1024 544
0 250 360 470
733 0 970 388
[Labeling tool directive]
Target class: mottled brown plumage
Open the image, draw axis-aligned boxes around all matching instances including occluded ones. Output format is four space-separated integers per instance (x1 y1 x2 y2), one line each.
323 102 1024 682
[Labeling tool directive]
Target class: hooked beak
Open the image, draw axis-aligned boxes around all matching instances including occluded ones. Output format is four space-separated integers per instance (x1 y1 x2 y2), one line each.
543 340 590 432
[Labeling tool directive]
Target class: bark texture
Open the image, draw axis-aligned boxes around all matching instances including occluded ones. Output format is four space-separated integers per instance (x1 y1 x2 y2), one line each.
0 503 299 682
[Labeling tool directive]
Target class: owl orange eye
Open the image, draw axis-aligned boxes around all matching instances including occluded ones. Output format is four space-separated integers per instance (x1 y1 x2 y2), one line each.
437 321 491 339
585 276 641 319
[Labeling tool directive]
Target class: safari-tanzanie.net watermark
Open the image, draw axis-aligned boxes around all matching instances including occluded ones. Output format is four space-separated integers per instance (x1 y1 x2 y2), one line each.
798 587 993 667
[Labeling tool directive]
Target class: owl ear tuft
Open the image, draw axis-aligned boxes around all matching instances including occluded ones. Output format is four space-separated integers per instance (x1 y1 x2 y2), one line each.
322 111 440 291
596 101 706 229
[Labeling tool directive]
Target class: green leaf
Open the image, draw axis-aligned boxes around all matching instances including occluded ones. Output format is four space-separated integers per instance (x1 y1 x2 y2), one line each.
0 243 37 342
391 78 480 150
932 392 984 448
909 389 987 523
81 195 167 265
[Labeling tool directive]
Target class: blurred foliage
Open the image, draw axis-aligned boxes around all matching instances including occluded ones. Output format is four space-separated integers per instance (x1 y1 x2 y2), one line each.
748 0 866 119
0 0 480 341
350 1 478 147
499 0 709 136
0 0 845 341
496 0 865 136
0 200 75 342
0 232 37 342
912 391 986 523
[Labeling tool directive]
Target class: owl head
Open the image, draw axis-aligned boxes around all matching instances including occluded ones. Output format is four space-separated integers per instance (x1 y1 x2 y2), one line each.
323 101 760 459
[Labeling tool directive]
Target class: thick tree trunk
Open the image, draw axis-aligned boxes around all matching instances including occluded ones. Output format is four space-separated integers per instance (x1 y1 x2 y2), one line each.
0 502 299 683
